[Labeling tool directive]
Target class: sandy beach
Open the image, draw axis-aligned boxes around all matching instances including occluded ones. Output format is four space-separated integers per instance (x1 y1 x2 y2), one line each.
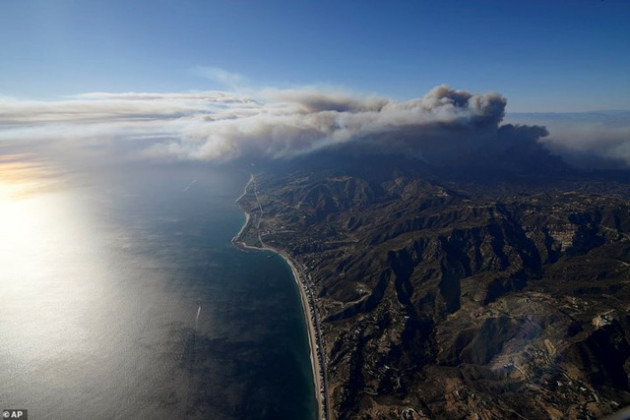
232 175 328 420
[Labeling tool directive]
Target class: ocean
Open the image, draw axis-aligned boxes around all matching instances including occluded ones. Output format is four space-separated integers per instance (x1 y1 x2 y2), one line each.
0 161 316 420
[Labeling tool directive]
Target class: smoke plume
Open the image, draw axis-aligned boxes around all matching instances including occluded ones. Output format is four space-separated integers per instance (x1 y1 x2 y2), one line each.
1 86 627 168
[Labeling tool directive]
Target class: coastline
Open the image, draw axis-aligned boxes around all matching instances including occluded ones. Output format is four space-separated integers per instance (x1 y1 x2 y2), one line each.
231 175 328 420
232 174 253 240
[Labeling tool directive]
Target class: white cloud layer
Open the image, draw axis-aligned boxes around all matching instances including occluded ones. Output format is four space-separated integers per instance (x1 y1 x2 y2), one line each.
0 86 504 161
189 67 247 89
1 86 628 167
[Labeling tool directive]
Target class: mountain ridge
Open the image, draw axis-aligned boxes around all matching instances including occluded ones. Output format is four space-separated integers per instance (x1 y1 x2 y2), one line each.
235 151 630 419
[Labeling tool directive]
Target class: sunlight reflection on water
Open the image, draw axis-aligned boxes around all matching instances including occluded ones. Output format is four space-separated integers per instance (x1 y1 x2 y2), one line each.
0 160 316 420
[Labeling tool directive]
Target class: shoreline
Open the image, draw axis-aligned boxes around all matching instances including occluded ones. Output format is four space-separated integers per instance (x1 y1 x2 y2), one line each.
232 174 253 240
231 175 328 420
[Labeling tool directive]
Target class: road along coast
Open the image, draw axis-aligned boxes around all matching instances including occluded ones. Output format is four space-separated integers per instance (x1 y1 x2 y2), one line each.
231 174 329 420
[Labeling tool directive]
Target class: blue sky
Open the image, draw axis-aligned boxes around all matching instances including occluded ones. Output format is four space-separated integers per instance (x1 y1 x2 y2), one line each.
1 0 629 111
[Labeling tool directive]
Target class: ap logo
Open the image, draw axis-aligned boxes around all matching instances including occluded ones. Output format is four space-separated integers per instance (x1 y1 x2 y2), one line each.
2 410 27 419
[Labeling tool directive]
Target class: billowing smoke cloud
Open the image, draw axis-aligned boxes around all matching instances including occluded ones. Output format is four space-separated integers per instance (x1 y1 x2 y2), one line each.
1 85 627 168
506 111 630 168
0 86 508 164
